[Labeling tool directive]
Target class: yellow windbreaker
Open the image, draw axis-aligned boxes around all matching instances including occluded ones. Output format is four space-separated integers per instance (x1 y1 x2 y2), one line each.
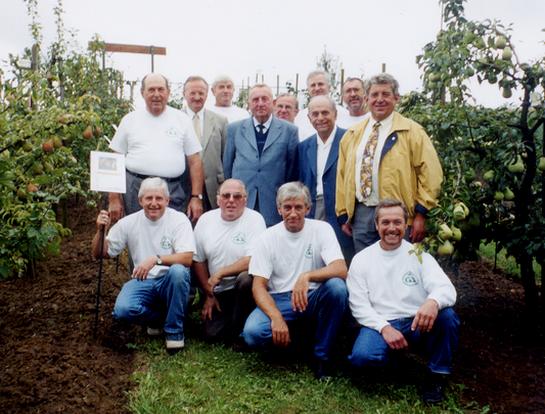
335 112 443 225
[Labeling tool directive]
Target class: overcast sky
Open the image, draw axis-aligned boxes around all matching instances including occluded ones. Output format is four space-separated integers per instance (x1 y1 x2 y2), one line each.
1 0 544 108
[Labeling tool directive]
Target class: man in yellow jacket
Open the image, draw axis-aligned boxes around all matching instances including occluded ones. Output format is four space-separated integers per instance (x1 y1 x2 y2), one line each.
335 73 442 253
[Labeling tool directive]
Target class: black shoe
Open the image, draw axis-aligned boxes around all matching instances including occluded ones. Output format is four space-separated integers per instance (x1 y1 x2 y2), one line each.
420 374 446 404
312 359 333 380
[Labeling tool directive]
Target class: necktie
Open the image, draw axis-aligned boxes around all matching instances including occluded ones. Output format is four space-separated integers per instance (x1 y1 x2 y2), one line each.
360 122 381 202
193 113 202 143
257 124 265 134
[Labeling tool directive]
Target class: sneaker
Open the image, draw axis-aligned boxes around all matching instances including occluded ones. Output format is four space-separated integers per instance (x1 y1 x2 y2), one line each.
146 326 162 337
420 374 446 404
165 339 185 355
312 358 333 380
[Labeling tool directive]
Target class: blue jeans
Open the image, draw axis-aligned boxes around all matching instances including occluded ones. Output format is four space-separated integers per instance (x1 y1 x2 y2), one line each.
113 264 191 341
349 307 460 374
242 278 348 361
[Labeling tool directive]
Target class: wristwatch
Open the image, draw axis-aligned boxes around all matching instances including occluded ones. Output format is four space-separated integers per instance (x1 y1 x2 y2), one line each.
156 255 163 265
191 194 203 200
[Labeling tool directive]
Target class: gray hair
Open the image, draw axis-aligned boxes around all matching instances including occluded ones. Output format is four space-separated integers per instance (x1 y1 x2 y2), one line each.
275 93 299 110
306 70 330 87
141 73 170 93
374 199 408 224
138 177 170 199
276 182 312 209
218 178 247 196
364 73 400 97
183 75 209 92
343 77 365 90
212 75 234 89
308 95 337 113
249 83 273 98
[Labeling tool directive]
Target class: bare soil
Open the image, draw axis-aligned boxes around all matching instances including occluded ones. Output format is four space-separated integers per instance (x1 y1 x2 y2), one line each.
0 206 543 413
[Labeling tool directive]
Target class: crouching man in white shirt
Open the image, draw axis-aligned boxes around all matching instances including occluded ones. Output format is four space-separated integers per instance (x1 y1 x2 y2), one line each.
242 182 348 379
346 199 459 404
92 177 195 355
193 179 266 343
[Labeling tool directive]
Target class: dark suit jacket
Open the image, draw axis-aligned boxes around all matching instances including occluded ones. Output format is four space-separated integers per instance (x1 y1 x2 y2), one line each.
298 127 354 257
224 116 299 226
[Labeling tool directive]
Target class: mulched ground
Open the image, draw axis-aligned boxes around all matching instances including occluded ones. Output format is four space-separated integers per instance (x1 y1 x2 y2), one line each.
0 206 544 413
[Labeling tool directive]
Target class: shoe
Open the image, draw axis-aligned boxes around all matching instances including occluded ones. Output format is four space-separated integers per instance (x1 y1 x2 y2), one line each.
420 374 446 404
312 359 333 380
165 339 185 355
146 326 162 337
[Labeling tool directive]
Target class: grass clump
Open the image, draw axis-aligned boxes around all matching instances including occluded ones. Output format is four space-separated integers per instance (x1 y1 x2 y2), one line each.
128 338 474 414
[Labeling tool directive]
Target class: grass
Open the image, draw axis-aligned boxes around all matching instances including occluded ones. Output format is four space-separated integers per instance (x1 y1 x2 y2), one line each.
128 336 478 414
478 242 542 281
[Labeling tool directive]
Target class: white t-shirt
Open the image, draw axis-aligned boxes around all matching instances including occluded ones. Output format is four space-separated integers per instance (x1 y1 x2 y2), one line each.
107 208 195 279
208 105 249 123
339 112 370 129
347 240 457 333
249 219 343 294
294 104 349 141
193 208 266 293
110 106 202 178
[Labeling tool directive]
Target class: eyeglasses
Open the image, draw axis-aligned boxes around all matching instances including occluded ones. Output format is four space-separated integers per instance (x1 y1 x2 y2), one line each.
219 192 245 201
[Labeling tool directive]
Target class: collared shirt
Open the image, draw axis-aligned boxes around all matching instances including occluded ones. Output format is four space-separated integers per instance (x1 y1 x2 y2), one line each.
253 115 273 133
185 107 205 138
355 112 394 206
316 126 337 196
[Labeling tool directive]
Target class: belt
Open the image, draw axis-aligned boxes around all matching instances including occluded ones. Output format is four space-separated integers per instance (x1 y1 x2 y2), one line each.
126 170 182 183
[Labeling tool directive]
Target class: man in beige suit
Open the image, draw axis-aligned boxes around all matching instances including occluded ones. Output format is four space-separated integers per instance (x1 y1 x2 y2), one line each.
183 76 229 210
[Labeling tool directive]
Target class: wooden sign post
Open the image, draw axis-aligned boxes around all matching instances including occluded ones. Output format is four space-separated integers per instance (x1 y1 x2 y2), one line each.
90 42 167 72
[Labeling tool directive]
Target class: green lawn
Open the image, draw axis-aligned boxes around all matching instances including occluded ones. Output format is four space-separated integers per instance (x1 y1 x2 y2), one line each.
128 337 478 414
479 242 542 280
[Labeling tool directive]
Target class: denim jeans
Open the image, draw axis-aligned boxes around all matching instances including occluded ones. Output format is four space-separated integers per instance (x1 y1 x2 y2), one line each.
349 307 460 374
242 277 348 361
113 264 191 341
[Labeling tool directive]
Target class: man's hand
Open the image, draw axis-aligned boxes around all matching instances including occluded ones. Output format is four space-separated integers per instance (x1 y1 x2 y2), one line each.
291 272 310 312
187 197 203 222
201 295 221 321
208 273 223 291
410 213 426 243
381 325 409 350
131 256 157 281
411 299 439 333
271 316 290 347
96 210 110 230
108 193 125 223
341 222 353 237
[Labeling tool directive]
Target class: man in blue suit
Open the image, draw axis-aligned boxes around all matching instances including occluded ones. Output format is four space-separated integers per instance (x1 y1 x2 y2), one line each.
224 84 299 226
298 95 355 262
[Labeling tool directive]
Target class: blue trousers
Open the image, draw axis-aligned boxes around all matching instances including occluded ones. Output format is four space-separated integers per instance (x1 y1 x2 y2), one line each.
349 307 460 374
113 264 191 341
242 278 348 361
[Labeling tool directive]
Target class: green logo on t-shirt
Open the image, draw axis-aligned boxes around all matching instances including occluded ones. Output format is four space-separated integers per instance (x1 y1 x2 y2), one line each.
402 271 418 286
304 244 313 259
165 127 180 138
161 236 172 249
232 232 246 245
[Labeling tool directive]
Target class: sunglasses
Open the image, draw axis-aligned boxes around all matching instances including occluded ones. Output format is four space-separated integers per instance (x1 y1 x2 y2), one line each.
219 192 245 201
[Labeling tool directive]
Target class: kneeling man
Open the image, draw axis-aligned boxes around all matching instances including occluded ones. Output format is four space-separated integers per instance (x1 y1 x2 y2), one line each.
242 182 348 378
193 179 266 342
346 199 459 403
92 177 194 354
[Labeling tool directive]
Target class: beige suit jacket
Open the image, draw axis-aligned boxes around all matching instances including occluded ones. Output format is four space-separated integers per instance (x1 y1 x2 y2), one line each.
199 109 228 208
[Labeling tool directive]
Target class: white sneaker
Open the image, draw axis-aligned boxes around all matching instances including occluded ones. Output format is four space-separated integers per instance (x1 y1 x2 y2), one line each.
165 339 185 355
146 327 162 337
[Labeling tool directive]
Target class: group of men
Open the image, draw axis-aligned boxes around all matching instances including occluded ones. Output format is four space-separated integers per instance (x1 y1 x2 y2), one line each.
91 69 459 404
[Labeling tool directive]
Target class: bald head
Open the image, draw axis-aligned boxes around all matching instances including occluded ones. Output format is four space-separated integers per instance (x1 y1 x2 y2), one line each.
307 95 337 140
141 73 170 116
